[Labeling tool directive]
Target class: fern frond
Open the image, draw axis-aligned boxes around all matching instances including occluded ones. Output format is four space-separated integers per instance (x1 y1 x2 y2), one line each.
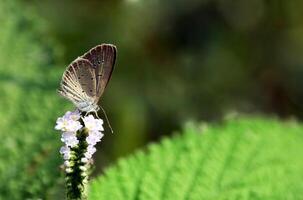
90 118 303 200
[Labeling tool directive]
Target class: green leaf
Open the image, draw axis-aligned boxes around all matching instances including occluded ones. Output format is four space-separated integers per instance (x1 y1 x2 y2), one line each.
90 118 303 200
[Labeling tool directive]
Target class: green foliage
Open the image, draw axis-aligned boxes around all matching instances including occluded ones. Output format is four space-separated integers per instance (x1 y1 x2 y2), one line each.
90 117 303 199
0 0 67 199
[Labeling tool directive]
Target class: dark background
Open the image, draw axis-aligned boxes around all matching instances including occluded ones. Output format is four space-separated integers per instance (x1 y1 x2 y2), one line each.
29 0 303 170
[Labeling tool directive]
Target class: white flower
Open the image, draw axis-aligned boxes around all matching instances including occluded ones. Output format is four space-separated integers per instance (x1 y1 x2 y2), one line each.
83 115 104 131
81 171 88 177
86 131 104 145
55 110 82 132
61 132 79 147
65 110 81 121
55 117 67 131
59 145 70 154
79 166 87 171
87 145 96 154
84 152 92 159
60 146 71 160
66 168 73 173
55 116 82 132
64 161 70 167
56 110 106 167
84 145 96 159
66 120 82 132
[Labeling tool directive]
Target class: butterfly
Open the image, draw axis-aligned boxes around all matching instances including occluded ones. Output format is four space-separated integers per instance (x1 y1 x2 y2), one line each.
58 44 117 114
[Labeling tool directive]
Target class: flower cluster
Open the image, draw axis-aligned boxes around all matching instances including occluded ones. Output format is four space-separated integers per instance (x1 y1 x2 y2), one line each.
55 110 82 162
55 110 104 165
81 115 104 163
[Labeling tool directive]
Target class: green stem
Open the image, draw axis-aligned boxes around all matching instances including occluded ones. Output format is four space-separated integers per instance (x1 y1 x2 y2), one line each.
65 128 89 200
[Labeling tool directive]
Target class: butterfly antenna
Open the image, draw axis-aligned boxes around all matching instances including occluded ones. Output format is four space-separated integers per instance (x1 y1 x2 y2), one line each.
100 106 114 133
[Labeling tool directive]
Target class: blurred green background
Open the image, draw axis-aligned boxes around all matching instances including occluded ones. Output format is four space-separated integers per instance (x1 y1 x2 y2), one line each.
1 0 303 198
31 0 303 160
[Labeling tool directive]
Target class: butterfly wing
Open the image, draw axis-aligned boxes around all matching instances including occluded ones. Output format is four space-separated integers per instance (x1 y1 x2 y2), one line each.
81 44 117 101
58 58 97 108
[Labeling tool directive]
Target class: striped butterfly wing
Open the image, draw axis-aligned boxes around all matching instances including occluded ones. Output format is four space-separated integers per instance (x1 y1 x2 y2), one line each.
58 58 97 107
82 44 117 101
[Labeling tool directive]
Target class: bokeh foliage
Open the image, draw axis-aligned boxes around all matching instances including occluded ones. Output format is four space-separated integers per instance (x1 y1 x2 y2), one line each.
90 117 303 199
30 0 303 160
0 0 67 198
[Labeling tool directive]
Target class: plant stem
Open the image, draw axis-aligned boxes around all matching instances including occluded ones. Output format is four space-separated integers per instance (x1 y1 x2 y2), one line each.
66 128 89 200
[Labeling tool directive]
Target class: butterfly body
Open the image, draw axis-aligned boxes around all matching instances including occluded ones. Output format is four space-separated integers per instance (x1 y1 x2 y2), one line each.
77 100 99 113
58 44 116 113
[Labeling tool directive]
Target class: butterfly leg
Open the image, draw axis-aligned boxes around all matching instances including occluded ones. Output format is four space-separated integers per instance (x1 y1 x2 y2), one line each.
94 111 100 119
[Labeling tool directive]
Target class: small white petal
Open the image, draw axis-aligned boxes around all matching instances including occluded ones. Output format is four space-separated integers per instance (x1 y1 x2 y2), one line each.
87 145 96 154
86 131 104 145
55 111 82 132
55 117 64 131
84 152 92 159
66 110 81 121
60 145 71 157
64 161 70 166
82 178 88 184
81 157 88 163
81 172 88 177
65 168 73 173
83 115 104 131
61 132 79 147
65 120 82 132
